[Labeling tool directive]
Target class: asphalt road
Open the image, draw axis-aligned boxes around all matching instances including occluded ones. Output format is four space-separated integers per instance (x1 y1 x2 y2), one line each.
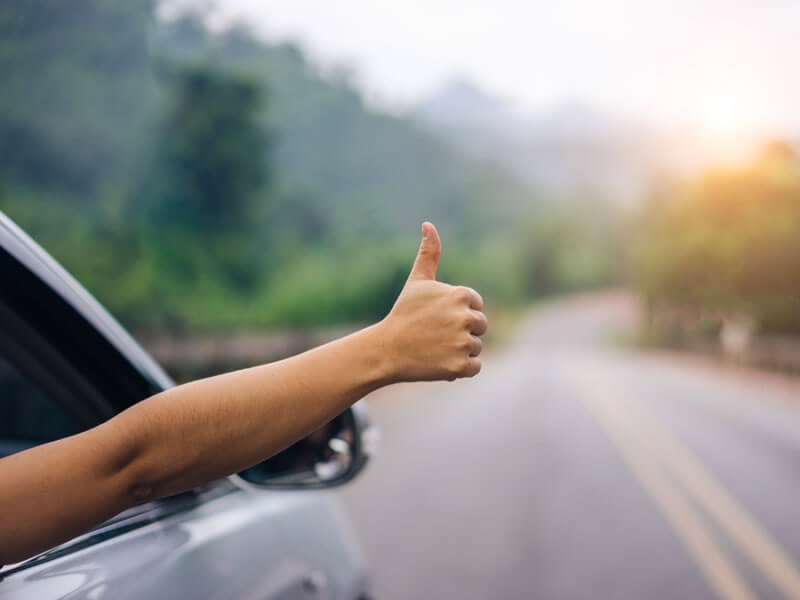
333 292 800 600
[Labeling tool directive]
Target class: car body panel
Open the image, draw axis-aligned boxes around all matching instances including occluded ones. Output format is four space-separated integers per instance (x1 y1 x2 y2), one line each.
0 490 368 600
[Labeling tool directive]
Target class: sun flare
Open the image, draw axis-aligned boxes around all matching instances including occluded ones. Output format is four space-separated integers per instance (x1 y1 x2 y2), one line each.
694 79 771 140
689 81 777 163
700 99 749 137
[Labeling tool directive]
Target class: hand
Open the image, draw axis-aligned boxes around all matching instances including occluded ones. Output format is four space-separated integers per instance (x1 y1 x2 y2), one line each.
379 222 488 382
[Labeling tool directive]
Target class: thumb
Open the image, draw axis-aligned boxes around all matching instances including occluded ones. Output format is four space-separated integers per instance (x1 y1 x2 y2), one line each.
408 221 441 281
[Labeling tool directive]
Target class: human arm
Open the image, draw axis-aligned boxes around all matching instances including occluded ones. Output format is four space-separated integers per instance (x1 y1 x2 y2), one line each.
0 222 488 565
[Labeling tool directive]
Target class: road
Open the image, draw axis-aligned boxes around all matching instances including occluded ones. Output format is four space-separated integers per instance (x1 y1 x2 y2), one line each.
333 292 800 599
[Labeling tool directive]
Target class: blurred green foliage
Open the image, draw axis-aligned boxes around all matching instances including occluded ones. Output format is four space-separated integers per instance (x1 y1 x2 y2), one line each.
0 2 619 332
634 142 800 336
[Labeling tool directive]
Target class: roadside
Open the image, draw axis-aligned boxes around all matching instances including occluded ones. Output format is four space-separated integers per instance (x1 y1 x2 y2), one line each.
136 305 525 382
484 289 800 413
138 325 359 382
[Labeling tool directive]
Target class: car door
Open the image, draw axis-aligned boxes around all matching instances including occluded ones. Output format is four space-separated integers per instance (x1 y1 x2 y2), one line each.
0 215 369 599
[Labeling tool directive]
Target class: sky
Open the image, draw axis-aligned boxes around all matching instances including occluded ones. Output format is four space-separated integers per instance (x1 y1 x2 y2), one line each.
207 0 800 136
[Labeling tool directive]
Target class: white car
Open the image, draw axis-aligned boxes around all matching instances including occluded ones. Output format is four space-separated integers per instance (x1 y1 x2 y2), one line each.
0 211 374 599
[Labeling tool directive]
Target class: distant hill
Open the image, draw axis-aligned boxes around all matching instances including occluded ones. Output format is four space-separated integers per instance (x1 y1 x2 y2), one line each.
411 78 778 204
414 78 525 140
154 22 535 243
0 9 535 242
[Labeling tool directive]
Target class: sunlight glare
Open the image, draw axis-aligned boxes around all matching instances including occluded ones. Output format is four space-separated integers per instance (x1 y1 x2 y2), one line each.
691 78 775 163
701 97 749 137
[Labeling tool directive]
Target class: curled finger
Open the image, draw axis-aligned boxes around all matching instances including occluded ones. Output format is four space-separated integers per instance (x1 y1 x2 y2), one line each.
467 335 483 357
466 287 484 310
469 310 489 336
455 286 484 310
463 356 482 378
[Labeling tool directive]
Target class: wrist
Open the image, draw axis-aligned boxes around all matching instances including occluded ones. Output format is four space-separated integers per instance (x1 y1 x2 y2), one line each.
361 319 402 388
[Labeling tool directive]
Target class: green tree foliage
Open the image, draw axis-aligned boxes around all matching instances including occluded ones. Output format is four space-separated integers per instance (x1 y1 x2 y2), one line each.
0 0 156 196
0 4 619 332
518 195 625 298
634 142 800 334
138 63 270 297
143 64 268 234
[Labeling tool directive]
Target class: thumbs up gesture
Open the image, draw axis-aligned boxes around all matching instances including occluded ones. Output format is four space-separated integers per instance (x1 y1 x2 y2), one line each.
379 222 488 382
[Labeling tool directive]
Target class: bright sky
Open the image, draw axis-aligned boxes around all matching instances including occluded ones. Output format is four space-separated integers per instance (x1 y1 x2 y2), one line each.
212 0 800 136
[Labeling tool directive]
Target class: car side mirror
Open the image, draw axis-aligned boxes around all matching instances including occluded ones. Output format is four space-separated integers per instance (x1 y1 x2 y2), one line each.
233 401 377 489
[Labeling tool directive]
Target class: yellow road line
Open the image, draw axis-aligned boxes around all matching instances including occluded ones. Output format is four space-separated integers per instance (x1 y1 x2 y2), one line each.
573 358 800 600
612 384 800 599
574 372 757 600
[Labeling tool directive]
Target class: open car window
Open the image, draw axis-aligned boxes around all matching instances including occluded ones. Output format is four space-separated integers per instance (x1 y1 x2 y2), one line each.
0 354 82 458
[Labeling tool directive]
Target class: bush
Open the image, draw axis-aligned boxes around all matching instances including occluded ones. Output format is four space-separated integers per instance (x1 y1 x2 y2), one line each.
634 142 800 335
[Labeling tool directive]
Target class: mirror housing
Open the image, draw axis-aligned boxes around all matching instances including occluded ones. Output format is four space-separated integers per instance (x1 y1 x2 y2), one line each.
232 400 377 490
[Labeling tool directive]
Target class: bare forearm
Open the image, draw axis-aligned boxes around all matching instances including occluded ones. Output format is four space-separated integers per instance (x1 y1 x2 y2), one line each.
119 323 390 499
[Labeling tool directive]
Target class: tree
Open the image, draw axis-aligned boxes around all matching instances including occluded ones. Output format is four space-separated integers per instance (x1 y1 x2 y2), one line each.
0 0 156 196
138 62 271 297
634 141 800 335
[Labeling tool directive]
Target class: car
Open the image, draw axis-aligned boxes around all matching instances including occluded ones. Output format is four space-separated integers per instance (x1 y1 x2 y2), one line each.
0 210 375 600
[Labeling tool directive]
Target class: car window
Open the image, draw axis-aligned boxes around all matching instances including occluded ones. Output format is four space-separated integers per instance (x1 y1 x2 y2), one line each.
0 354 81 458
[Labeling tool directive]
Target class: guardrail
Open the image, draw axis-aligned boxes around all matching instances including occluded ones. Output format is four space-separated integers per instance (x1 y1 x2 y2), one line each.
138 326 359 381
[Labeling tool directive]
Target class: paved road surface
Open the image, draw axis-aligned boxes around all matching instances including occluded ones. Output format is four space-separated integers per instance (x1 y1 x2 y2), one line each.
333 292 800 599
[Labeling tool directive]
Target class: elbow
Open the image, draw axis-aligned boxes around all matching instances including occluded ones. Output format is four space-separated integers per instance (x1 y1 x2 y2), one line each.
98 420 161 506
117 448 161 506
114 439 189 506
101 401 201 506
128 481 156 503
